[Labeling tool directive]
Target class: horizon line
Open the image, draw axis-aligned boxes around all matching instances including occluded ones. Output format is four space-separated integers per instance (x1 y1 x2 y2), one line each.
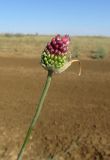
0 32 110 37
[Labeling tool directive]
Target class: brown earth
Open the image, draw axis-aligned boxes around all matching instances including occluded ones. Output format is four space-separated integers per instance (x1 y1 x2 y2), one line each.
0 56 110 160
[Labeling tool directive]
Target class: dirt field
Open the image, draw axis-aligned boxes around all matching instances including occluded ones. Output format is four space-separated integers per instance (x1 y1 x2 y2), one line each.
0 56 110 160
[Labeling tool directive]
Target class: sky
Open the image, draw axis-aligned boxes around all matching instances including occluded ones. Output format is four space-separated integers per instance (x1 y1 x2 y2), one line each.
0 0 110 36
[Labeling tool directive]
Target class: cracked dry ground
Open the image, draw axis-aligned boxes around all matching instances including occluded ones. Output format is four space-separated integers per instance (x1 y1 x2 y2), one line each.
0 57 110 160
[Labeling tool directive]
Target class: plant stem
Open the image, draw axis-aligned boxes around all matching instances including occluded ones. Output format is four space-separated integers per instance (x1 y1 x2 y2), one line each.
17 70 53 160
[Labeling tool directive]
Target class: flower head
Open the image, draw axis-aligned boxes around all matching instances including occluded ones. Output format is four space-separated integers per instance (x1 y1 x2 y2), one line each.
41 34 71 73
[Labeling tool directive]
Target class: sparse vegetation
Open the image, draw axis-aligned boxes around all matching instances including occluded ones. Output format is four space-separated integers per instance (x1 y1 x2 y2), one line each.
91 47 107 59
72 46 80 58
0 34 110 59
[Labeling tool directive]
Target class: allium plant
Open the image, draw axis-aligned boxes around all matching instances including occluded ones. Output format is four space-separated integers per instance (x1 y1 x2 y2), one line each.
17 34 81 160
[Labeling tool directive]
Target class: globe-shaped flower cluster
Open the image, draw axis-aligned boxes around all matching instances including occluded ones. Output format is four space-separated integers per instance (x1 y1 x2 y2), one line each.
41 34 70 71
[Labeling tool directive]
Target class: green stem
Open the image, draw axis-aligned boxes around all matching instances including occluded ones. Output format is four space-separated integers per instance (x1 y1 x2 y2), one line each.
17 70 53 160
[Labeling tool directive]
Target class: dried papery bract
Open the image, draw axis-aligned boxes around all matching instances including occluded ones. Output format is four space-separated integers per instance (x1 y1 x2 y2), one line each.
17 34 81 160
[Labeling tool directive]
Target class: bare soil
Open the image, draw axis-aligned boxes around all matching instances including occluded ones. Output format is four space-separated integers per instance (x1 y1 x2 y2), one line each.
0 57 110 160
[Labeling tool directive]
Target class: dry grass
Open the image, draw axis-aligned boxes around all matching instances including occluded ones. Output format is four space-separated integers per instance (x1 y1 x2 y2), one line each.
0 34 110 59
70 36 110 59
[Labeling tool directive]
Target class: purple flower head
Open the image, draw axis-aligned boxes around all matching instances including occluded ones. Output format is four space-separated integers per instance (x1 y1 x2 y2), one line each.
41 34 71 73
